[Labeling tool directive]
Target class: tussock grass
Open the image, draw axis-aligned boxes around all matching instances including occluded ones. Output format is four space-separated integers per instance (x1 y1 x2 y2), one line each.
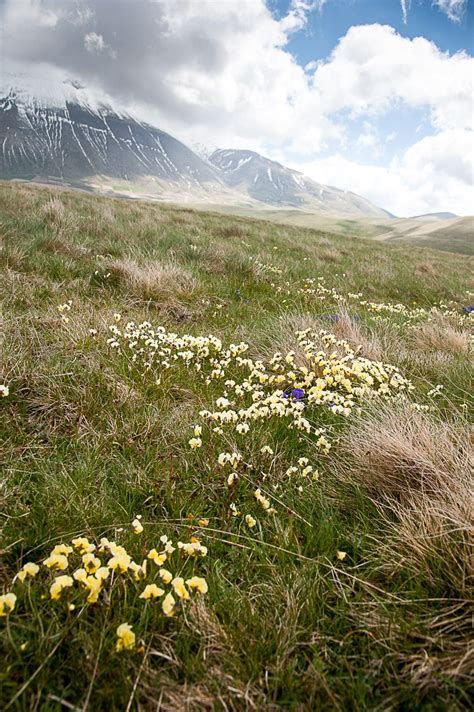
335 404 473 594
412 311 471 354
108 257 197 301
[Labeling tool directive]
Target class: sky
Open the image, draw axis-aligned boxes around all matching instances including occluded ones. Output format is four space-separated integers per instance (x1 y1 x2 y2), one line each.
0 0 473 216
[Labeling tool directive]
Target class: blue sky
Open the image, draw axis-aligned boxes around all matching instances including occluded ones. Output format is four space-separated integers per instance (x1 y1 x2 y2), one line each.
271 0 473 61
1 0 473 215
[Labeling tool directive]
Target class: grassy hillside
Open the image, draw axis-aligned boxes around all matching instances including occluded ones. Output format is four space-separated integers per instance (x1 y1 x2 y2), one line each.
190 203 474 256
1 182 473 710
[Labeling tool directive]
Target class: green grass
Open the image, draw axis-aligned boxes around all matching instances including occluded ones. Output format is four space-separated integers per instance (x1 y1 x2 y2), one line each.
1 182 473 710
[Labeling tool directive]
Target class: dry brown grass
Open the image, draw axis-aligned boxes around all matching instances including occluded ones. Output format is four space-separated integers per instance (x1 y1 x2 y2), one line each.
335 404 473 596
255 310 391 364
41 197 78 234
412 312 471 354
108 257 197 301
211 223 250 239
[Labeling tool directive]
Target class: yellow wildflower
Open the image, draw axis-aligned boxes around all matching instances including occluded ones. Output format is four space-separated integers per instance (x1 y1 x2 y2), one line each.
147 548 167 566
95 567 110 581
84 576 102 603
116 623 136 652
198 518 209 527
131 518 143 534
245 515 256 528
336 551 347 561
129 560 147 581
162 592 176 616
0 592 17 616
43 554 69 571
82 554 101 574
172 577 190 600
185 577 208 594
159 568 173 584
189 437 202 449
73 568 88 583
17 562 40 583
139 584 165 600
108 553 131 573
72 537 96 555
50 575 74 600
51 544 73 556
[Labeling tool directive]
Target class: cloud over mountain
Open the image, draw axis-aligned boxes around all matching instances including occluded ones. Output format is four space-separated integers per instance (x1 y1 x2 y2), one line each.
0 0 472 215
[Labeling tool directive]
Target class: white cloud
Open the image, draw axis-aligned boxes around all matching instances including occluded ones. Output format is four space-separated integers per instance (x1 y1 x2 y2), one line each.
310 24 473 132
400 1 410 25
295 129 474 216
433 0 467 22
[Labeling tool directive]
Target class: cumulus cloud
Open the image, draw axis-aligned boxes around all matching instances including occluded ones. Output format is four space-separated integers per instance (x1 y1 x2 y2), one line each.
0 0 472 214
296 129 474 216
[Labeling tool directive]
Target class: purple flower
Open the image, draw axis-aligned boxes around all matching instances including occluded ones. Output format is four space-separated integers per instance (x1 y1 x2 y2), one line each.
291 388 305 400
463 306 474 314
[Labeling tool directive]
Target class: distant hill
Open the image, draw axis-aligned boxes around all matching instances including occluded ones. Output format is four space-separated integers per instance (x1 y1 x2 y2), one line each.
412 212 459 220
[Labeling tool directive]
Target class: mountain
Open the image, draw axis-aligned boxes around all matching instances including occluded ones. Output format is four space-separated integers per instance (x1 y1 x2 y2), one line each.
411 212 459 220
208 149 391 218
0 76 388 218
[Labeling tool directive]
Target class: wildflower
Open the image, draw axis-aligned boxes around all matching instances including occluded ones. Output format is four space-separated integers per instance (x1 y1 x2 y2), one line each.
198 518 209 527
82 554 101 574
114 313 121 322
172 577 190 600
254 489 271 510
0 593 17 616
193 425 202 437
108 553 132 573
162 592 176 616
73 568 88 583
189 437 202 449
178 541 208 557
0 385 9 397
245 515 256 528
43 554 69 571
17 562 40 583
51 544 73 556
95 567 110 581
50 575 74 600
129 560 147 581
230 503 240 517
159 568 173 584
139 584 165 600
131 518 144 534
236 422 249 434
260 445 274 455
72 537 96 555
116 623 135 652
336 551 347 561
291 388 305 400
147 549 167 566
84 576 102 603
227 472 237 486
185 576 208 594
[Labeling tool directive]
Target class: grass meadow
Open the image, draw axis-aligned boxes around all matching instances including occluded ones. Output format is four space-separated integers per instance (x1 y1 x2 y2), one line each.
1 182 473 710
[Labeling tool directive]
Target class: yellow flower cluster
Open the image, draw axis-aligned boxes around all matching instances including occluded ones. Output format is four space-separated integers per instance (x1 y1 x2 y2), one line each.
1 524 209 650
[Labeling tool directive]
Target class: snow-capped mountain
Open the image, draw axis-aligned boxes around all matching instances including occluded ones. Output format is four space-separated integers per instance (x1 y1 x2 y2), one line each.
208 149 390 218
0 76 389 217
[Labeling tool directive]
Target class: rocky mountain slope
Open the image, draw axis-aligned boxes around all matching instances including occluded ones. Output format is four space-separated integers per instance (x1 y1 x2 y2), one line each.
208 149 390 217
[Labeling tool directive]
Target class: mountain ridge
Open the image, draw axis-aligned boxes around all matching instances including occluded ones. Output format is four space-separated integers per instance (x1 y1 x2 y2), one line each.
0 76 389 218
